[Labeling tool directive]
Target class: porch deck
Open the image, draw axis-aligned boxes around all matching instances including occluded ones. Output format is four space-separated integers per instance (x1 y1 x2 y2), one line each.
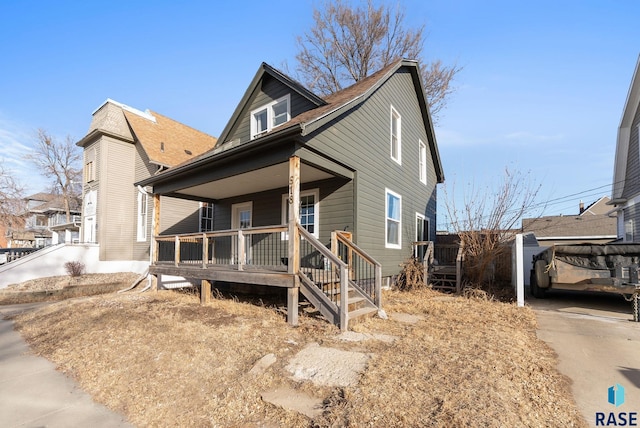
150 225 382 331
151 263 296 288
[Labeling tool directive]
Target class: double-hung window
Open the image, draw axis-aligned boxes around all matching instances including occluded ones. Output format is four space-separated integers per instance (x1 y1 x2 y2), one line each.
281 189 319 239
419 139 427 184
251 94 291 139
385 189 402 249
200 202 214 232
390 106 401 164
625 218 634 242
85 147 96 182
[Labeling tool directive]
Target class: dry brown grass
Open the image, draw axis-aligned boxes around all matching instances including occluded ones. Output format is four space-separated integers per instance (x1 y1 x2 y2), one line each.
11 284 587 427
0 272 140 305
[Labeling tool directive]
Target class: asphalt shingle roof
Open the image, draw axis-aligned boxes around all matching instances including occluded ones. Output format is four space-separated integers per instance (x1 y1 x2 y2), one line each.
123 110 218 167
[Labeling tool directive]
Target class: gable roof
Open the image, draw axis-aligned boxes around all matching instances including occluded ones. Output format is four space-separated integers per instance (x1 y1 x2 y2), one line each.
216 63 327 145
612 54 640 202
179 59 443 183
77 99 217 168
580 196 611 216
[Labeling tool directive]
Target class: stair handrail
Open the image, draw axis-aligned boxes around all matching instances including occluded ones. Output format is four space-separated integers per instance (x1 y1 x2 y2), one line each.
332 230 382 309
297 225 350 330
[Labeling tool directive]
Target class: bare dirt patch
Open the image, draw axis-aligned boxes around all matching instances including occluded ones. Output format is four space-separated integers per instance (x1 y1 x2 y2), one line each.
11 285 587 427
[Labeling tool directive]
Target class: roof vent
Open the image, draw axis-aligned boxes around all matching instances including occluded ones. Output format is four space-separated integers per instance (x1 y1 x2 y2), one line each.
160 142 165 152
184 149 193 155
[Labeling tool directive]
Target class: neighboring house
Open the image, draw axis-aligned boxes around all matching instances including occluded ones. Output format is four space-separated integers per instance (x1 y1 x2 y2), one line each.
522 197 617 246
137 59 444 328
5 193 81 248
611 54 640 242
75 99 217 264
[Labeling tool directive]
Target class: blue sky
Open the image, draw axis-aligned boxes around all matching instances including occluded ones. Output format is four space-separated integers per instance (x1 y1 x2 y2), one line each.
1 1 638 230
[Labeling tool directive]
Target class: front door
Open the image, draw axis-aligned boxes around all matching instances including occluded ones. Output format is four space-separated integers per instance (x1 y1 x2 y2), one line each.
231 202 252 264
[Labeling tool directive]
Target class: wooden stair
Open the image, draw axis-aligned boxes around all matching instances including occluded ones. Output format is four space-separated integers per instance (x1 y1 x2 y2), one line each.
429 265 458 292
299 277 378 328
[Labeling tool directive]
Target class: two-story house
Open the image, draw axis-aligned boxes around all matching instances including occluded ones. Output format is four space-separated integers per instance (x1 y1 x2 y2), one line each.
138 59 444 329
76 99 217 267
5 193 81 248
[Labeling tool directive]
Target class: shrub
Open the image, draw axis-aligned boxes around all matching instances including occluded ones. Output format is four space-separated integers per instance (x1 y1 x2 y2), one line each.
65 261 85 277
396 257 427 291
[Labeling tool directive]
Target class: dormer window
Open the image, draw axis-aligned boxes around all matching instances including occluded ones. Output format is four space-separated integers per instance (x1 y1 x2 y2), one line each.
251 94 290 139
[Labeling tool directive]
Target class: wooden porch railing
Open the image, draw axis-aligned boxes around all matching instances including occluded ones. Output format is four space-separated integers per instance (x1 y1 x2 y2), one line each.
154 226 289 271
332 230 382 309
296 226 351 330
152 224 381 331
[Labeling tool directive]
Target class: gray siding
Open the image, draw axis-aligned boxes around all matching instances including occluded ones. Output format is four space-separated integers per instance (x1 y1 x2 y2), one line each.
97 136 135 261
622 104 640 199
132 144 202 258
226 75 318 145
213 178 354 246
132 142 156 260
160 196 201 235
304 69 438 276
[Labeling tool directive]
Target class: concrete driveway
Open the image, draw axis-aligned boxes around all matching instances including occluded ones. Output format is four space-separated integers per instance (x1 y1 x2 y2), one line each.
529 290 640 426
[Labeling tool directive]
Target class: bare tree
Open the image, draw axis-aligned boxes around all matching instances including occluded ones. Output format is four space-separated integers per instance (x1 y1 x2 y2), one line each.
295 0 461 120
25 129 82 222
443 168 543 286
0 161 25 228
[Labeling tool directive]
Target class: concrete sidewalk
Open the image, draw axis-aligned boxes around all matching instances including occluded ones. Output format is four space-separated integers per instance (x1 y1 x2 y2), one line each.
0 303 133 428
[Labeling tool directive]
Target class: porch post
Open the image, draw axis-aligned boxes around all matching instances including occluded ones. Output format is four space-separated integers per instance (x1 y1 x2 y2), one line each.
287 287 299 326
202 233 208 269
152 194 160 264
288 156 301 275
201 279 211 305
237 229 245 271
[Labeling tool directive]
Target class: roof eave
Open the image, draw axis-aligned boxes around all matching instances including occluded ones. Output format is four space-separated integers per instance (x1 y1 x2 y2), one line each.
76 127 134 147
136 123 302 188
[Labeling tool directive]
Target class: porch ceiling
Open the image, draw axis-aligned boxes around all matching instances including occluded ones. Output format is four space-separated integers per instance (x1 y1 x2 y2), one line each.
176 162 334 200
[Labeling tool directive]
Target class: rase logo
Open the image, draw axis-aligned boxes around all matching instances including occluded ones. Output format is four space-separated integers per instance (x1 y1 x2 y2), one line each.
609 384 625 407
596 384 637 426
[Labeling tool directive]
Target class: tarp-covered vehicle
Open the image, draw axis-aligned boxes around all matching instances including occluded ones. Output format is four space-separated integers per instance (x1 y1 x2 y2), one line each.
530 243 640 319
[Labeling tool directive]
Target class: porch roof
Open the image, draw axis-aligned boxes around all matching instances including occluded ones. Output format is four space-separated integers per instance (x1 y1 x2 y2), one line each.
137 136 353 202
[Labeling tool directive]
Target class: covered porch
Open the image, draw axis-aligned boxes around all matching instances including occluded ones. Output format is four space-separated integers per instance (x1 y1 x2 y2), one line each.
142 144 382 330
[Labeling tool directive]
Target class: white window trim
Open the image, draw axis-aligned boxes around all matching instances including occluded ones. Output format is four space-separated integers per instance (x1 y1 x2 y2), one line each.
390 105 401 165
419 139 427 185
231 201 253 229
137 190 147 242
250 94 291 139
385 188 402 249
281 189 319 239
